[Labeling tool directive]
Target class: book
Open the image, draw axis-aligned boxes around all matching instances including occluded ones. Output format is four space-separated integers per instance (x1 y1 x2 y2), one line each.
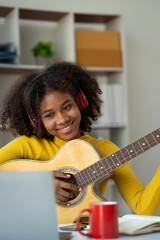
118 214 160 235
97 78 110 126
0 51 17 57
107 84 115 124
85 214 160 235
0 42 16 52
94 75 110 127
93 82 127 127
0 42 19 64
112 84 127 124
0 54 19 64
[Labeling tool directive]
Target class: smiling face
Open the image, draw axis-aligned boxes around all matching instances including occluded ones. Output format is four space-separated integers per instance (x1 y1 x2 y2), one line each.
40 90 81 141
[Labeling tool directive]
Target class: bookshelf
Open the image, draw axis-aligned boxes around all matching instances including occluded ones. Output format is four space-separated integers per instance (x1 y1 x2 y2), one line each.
0 6 128 148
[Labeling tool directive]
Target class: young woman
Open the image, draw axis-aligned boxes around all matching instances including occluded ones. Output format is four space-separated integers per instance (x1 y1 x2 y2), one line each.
0 62 160 223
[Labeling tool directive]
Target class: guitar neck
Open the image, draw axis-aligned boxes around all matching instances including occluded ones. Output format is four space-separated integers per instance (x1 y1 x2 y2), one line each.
75 128 160 188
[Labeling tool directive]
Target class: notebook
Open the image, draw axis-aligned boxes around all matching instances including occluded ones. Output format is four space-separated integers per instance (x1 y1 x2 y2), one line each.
0 171 71 240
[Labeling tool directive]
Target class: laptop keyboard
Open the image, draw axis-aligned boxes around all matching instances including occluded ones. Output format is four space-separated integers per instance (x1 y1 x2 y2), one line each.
59 232 72 240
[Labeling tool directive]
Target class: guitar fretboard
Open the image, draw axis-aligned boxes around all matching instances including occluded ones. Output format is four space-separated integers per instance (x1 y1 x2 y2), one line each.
75 128 160 188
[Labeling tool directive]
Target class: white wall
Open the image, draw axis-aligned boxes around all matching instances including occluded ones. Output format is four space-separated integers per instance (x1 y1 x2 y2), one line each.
1 0 160 209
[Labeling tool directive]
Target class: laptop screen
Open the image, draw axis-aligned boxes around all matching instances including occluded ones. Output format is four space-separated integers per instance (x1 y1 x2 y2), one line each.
0 171 59 240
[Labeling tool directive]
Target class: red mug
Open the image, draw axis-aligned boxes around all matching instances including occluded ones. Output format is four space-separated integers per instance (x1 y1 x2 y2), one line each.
76 201 118 239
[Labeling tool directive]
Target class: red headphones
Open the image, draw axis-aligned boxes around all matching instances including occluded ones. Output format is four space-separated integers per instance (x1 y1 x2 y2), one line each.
78 89 88 110
27 109 38 128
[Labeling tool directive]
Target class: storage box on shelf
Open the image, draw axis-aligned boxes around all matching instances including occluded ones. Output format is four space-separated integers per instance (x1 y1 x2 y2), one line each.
75 30 122 67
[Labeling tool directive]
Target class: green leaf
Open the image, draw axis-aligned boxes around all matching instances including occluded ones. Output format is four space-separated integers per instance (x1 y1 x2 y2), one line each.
31 42 55 57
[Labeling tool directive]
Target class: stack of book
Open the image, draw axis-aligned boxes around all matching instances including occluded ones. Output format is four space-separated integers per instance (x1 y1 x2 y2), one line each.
0 42 19 64
94 83 127 127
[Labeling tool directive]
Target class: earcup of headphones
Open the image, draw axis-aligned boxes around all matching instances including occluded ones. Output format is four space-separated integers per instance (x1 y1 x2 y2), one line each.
78 89 88 110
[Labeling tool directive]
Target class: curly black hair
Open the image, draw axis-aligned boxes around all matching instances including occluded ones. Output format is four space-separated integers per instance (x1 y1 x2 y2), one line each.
0 62 102 140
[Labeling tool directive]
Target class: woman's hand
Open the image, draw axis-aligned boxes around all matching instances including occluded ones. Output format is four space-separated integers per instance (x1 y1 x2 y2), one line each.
52 171 81 206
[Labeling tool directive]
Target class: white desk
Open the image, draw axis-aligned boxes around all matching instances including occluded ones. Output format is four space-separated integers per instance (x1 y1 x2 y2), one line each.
60 230 160 240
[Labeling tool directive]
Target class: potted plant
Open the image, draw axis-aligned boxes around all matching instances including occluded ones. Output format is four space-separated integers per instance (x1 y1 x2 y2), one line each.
32 41 55 65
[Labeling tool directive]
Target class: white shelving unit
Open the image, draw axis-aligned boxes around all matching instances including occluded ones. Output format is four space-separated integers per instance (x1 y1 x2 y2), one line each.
0 6 128 148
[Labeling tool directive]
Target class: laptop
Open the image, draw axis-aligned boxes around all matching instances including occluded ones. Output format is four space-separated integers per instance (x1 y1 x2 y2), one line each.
0 171 71 240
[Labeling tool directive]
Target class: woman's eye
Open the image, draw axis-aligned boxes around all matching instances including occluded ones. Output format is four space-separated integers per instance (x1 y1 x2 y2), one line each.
64 104 72 110
45 113 54 118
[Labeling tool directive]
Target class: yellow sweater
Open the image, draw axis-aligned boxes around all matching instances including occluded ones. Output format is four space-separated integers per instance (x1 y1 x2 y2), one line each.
0 133 160 215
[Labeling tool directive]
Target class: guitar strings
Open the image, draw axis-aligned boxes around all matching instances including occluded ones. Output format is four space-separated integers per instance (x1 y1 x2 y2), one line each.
63 175 78 185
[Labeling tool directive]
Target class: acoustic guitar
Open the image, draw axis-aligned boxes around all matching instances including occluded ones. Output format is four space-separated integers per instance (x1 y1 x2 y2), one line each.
0 128 160 224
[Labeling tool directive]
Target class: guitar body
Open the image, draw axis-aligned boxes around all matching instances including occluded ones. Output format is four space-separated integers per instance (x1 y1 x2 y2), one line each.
1 128 160 223
0 140 110 224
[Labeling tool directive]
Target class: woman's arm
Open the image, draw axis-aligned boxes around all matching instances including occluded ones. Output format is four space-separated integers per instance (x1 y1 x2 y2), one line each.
0 138 23 164
112 162 160 215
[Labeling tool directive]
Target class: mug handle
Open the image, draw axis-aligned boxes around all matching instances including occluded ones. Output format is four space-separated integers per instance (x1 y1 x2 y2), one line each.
76 209 91 236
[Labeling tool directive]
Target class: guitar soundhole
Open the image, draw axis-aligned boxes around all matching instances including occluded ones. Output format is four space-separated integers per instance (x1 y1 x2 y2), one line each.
64 173 79 200
57 173 79 201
